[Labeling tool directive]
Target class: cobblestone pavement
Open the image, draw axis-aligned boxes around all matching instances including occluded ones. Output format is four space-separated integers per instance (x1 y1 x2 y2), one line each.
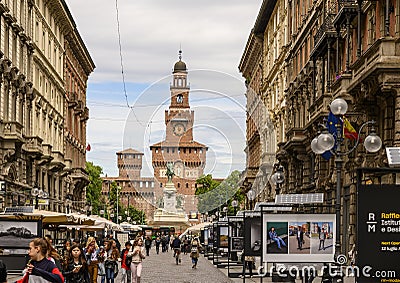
138 248 233 283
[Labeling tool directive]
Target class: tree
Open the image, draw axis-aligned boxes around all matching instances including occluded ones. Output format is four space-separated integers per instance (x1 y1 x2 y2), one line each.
195 171 244 215
86 162 103 215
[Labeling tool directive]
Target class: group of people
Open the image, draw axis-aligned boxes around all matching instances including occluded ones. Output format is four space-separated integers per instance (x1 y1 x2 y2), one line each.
17 234 146 283
16 232 203 283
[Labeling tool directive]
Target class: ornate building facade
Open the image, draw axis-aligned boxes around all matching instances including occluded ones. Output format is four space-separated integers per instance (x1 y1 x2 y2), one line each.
150 53 207 214
242 0 400 255
239 0 289 208
101 149 155 223
0 0 94 212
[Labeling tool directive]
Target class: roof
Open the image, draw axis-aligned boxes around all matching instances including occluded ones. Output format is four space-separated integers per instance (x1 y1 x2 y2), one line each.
150 140 208 149
116 148 144 155
174 60 187 72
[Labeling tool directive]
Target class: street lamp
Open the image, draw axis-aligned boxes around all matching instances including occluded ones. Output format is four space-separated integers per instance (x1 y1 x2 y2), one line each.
231 199 238 216
223 206 228 219
311 97 382 263
85 202 92 216
31 186 49 209
66 195 73 214
246 189 255 210
271 165 285 195
110 213 115 222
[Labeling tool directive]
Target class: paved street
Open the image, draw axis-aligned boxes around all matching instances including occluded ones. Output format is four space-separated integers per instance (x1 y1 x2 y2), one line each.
127 247 233 283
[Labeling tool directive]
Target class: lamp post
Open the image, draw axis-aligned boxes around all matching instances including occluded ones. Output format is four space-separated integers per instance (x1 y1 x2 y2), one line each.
116 186 121 224
311 98 382 264
85 202 92 216
271 165 285 195
66 195 73 214
31 186 49 209
246 189 255 210
223 206 228 220
110 213 115 222
231 199 238 216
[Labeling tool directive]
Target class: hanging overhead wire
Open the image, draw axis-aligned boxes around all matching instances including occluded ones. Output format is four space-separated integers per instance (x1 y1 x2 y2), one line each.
115 0 146 127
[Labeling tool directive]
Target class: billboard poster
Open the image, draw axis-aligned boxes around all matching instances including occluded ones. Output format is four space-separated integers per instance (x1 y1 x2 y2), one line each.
263 214 335 263
244 217 261 256
231 237 244 252
0 220 42 254
357 185 400 282
218 226 229 248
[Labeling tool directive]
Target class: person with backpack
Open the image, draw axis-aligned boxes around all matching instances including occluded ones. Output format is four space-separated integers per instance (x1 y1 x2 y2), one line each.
120 241 132 283
189 238 202 269
144 236 152 256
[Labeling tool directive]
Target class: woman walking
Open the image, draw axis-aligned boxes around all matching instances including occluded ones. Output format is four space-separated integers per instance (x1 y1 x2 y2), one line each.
189 238 202 269
62 244 90 283
129 238 145 283
17 238 64 283
104 240 119 283
84 237 99 283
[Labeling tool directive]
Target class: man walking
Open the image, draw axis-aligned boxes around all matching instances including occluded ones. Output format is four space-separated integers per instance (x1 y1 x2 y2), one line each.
296 227 304 250
319 228 326 250
121 241 132 283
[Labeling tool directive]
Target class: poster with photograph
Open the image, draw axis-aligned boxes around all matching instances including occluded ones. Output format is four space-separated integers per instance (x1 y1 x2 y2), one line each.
231 237 244 252
244 217 261 256
204 228 209 246
0 220 41 249
288 222 310 254
218 226 229 248
263 214 335 263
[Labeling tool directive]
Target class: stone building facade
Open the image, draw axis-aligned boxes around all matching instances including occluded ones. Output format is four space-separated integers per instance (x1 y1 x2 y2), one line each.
242 0 400 255
150 54 207 215
101 148 155 223
0 0 94 212
239 0 289 208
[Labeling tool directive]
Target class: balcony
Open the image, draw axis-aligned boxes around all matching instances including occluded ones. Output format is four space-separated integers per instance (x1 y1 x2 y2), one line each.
310 14 337 58
49 151 65 172
334 0 358 27
23 136 43 157
38 144 53 165
1 121 24 143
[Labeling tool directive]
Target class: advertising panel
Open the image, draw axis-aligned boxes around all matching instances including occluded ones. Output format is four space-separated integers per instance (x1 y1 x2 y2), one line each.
357 185 400 282
231 237 244 252
262 214 335 263
218 226 229 248
244 217 261 256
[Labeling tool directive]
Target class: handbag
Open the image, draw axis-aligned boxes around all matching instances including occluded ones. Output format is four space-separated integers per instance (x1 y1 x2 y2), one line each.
98 263 105 276
113 262 119 278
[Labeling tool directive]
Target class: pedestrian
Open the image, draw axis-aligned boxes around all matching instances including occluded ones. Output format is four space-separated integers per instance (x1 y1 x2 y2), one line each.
45 236 62 270
17 238 64 283
268 227 287 250
319 228 326 250
62 244 90 283
161 235 166 253
61 239 71 265
296 226 304 250
104 240 120 283
129 237 145 283
172 235 182 265
84 237 99 283
121 241 133 283
0 260 7 283
183 237 189 255
155 237 161 254
108 234 121 253
189 238 202 269
144 236 152 256
241 252 255 278
97 246 106 283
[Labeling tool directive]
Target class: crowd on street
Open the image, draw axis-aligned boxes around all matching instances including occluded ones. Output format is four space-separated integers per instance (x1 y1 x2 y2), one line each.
6 232 202 283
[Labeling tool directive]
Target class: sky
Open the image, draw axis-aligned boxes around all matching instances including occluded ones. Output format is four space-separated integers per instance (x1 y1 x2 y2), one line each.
65 0 262 179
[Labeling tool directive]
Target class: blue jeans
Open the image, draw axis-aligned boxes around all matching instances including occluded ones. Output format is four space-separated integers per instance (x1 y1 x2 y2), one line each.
272 237 286 249
106 267 114 283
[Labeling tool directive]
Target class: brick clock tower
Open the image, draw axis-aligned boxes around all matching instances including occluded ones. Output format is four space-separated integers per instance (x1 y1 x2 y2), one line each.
151 51 207 214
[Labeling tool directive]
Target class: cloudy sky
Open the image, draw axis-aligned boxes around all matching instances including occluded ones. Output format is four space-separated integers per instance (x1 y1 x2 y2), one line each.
65 0 262 179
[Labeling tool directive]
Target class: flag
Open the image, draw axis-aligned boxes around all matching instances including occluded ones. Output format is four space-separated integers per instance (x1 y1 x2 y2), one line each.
86 144 91 151
322 111 342 160
343 117 359 141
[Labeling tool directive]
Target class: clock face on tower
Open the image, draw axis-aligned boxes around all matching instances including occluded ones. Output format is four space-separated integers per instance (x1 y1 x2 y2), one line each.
173 123 186 136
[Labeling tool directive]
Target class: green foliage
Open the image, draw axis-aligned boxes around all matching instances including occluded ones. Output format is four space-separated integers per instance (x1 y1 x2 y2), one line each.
119 206 146 225
195 171 244 215
85 162 103 215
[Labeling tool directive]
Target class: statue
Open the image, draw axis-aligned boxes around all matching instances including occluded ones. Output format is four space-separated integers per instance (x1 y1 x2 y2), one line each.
166 162 175 183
